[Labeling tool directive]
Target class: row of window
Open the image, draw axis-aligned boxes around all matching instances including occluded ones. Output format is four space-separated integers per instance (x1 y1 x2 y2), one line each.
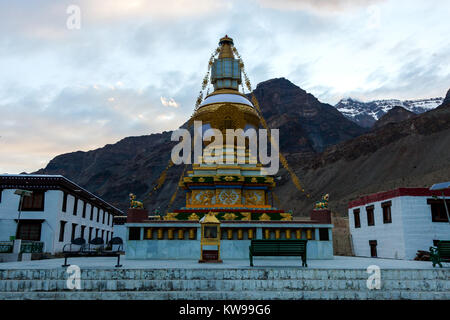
58 220 112 243
62 192 112 226
353 201 392 228
353 198 450 228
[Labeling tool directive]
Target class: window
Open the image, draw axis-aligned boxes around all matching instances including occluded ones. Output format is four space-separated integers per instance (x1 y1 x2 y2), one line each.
369 240 377 257
366 205 375 226
353 209 361 228
101 230 105 241
319 228 329 241
82 202 86 218
107 213 110 226
20 191 45 211
129 227 141 240
73 197 78 216
0 189 3 203
90 205 94 220
428 199 450 222
106 231 110 242
382 201 392 223
62 192 68 212
96 208 100 222
95 228 99 238
88 227 93 242
102 211 105 224
16 220 42 241
71 223 77 241
59 221 67 242
80 225 86 240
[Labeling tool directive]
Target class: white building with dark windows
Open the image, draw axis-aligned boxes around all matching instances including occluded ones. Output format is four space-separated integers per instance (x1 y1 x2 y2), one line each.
348 187 450 260
0 174 123 254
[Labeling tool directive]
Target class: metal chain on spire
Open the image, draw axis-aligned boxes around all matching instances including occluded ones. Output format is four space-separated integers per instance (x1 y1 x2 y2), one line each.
147 160 175 199
146 46 220 205
193 46 221 114
165 164 189 214
232 45 311 199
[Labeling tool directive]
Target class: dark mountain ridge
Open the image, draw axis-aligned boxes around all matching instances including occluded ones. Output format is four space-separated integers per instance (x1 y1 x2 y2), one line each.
35 80 450 217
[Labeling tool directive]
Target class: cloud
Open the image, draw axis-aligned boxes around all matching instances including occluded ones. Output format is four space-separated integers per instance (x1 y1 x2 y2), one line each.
0 84 191 173
160 97 180 108
256 0 385 14
0 0 449 173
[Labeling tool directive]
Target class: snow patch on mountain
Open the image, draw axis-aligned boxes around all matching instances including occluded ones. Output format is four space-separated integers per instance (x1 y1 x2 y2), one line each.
335 97 443 127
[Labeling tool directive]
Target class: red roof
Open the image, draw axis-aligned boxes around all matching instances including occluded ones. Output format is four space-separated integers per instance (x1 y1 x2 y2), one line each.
348 187 450 209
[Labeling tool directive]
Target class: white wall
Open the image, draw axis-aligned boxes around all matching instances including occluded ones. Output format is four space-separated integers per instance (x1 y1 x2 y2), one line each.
349 195 450 260
0 189 115 254
349 197 406 259
400 196 450 259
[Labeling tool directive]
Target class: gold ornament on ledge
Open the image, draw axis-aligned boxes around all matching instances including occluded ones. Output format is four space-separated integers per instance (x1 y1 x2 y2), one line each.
188 213 200 221
223 213 237 220
259 213 271 221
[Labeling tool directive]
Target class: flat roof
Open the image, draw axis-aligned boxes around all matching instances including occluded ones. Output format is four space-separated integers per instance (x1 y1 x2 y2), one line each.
0 174 123 215
348 187 450 209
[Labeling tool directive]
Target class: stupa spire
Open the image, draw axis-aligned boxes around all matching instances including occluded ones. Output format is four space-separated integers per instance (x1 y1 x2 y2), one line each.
210 35 242 91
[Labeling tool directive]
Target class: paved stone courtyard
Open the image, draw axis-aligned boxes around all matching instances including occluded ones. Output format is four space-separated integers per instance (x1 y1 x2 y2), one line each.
0 255 443 270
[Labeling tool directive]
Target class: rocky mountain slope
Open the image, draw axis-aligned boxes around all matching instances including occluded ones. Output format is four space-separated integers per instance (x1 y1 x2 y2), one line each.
335 97 443 128
279 91 450 215
35 82 450 218
35 78 366 212
372 106 416 130
251 78 366 154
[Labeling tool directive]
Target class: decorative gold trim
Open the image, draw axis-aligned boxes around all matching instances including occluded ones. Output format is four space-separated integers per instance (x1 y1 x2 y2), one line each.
164 212 178 221
241 212 251 221
223 213 237 220
188 213 200 221
280 213 292 221
259 213 271 221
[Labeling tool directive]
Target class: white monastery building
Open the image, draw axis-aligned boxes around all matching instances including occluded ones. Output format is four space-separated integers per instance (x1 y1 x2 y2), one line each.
0 174 123 254
348 187 450 260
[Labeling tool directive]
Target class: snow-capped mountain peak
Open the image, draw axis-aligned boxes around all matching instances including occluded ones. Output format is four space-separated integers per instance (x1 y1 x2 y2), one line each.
335 97 443 127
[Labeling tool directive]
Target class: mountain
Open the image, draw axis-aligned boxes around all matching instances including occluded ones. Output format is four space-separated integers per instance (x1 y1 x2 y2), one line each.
275 97 450 216
251 78 366 154
34 80 450 219
36 78 366 212
335 97 443 128
372 106 416 130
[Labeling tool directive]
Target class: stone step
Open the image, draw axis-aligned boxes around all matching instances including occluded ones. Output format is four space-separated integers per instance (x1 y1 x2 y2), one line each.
0 290 448 300
1 268 448 281
0 279 448 292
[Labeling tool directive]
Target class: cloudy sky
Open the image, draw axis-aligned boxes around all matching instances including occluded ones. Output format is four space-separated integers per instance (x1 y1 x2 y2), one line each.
0 0 449 173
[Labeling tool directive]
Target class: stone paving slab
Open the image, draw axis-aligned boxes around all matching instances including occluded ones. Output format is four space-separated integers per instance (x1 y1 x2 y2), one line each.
0 256 445 270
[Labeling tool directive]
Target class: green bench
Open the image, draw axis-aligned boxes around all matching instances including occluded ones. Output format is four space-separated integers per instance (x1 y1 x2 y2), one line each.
430 240 450 268
249 240 308 267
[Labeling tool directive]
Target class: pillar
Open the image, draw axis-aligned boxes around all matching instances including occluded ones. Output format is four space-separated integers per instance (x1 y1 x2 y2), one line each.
275 229 280 239
248 229 254 239
178 228 184 240
238 229 243 240
285 229 291 239
157 228 163 240
295 229 302 239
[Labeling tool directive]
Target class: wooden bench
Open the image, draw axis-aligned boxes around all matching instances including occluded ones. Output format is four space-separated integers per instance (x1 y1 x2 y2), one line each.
62 237 124 268
430 240 450 268
249 240 308 267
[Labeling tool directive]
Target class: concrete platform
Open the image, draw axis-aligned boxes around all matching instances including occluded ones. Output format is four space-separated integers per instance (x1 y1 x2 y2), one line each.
0 256 448 300
0 255 444 270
